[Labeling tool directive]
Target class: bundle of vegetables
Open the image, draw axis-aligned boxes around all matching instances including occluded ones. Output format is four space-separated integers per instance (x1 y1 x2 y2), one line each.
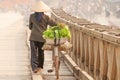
43 23 71 39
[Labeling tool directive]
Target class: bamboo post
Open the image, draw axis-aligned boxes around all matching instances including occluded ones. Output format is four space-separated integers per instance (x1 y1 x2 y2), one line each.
88 37 94 77
72 28 76 62
115 46 120 80
80 32 85 69
69 27 73 57
107 44 116 80
84 34 89 73
101 42 108 80
74 30 77 63
94 39 100 80
76 30 80 66
99 40 104 80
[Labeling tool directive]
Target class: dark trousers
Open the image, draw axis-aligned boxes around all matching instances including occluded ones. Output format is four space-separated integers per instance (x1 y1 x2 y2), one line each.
30 41 44 71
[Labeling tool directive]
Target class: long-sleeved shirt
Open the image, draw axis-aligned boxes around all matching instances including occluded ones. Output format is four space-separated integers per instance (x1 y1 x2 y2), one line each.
29 13 56 42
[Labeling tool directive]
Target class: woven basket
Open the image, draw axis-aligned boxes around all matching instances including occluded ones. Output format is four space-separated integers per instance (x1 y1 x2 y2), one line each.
42 41 72 51
42 44 53 51
45 38 67 45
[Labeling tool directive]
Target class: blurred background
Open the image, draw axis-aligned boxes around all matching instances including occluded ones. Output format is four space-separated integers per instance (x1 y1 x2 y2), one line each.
0 0 120 28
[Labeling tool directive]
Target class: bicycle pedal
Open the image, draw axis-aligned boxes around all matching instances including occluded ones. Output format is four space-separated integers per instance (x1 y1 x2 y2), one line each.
47 69 54 73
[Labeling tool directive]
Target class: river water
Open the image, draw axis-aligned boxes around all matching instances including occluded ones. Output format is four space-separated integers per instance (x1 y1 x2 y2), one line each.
0 0 120 28
55 0 120 28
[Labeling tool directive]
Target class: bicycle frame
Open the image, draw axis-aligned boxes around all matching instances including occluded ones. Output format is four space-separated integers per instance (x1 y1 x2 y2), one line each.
47 30 61 80
53 45 60 80
54 46 59 56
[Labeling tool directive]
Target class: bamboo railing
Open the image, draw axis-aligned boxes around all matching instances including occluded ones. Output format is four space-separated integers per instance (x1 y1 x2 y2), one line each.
51 9 120 80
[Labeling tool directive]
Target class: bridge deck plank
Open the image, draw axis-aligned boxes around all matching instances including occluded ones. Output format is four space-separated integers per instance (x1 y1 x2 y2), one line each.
43 51 76 80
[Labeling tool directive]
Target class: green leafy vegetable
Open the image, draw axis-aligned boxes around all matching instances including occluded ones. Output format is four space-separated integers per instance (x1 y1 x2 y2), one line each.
43 23 71 39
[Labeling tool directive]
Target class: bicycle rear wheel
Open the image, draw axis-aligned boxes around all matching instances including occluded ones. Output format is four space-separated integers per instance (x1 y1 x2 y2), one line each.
55 56 60 80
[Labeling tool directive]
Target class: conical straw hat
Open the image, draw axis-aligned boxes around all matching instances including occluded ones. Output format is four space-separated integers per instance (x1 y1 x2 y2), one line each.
31 0 50 12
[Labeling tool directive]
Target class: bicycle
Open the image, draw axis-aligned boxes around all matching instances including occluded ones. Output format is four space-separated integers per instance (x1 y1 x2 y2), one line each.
43 25 71 80
43 39 72 80
46 42 60 80
46 32 66 80
53 45 60 80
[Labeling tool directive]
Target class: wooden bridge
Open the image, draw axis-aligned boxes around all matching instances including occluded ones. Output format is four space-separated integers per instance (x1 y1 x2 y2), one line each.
51 9 120 80
0 9 120 80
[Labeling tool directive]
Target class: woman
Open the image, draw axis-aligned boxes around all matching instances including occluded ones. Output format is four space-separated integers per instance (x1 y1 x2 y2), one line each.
29 1 56 74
